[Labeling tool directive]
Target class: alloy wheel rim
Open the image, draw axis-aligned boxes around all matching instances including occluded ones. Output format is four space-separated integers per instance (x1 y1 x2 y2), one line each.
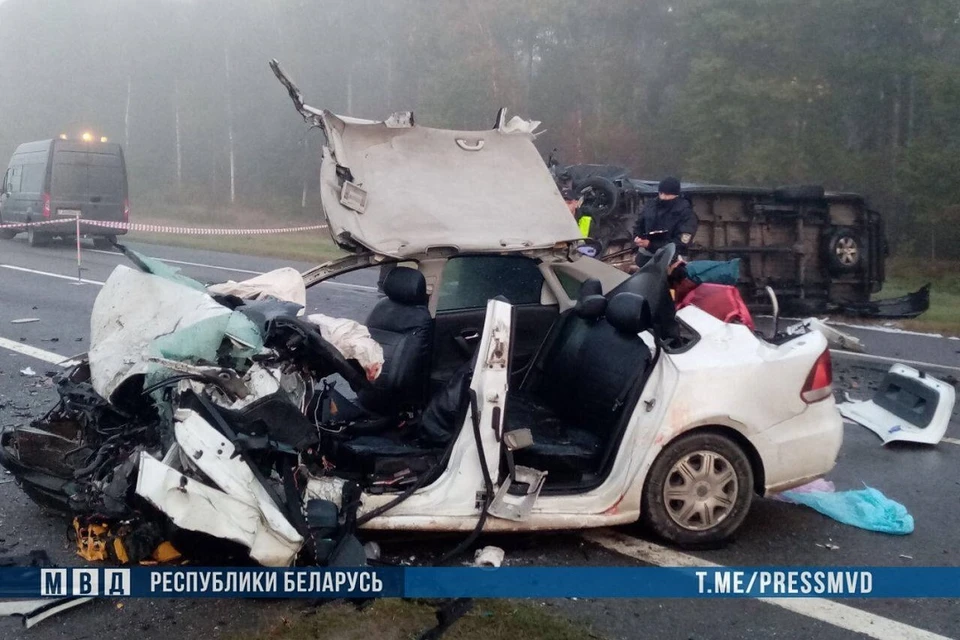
836 237 859 265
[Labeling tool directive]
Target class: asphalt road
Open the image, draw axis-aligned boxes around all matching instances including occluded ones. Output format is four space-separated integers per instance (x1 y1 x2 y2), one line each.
0 235 958 640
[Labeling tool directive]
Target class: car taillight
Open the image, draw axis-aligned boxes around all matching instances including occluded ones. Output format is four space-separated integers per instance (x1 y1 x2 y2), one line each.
42 193 51 218
801 348 833 403
123 198 129 223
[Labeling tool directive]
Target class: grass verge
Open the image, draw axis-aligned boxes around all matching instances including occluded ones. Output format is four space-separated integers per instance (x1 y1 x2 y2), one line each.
128 228 343 263
125 203 345 263
242 599 597 640
878 258 960 335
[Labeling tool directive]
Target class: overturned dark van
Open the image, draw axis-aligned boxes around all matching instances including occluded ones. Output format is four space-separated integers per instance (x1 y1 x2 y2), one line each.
0 138 129 248
554 163 928 317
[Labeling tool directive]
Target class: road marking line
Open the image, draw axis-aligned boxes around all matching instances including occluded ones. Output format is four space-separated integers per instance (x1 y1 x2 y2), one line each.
320 281 378 292
88 250 379 291
942 437 960 447
0 337 81 367
89 250 264 275
583 530 952 640
830 350 960 374
0 264 104 286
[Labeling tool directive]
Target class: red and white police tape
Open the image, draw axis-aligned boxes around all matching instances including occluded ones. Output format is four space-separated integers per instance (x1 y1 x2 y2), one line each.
0 218 328 235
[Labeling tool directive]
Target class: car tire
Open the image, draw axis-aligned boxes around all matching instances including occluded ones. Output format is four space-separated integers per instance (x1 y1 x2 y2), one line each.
0 228 16 240
93 235 117 250
577 176 620 219
641 431 754 546
825 227 863 274
27 228 49 247
773 184 825 201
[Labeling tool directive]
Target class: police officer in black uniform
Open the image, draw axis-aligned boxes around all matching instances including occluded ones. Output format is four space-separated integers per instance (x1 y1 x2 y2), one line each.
632 177 698 268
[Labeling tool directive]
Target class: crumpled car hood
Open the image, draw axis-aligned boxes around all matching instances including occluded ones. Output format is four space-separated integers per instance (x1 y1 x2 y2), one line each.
317 109 583 258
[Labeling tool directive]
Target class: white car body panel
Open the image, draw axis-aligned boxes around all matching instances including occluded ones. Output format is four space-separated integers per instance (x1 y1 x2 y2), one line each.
134 410 303 566
332 301 843 533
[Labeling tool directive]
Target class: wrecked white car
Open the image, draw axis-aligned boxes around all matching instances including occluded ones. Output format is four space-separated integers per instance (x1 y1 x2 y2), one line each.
0 63 843 568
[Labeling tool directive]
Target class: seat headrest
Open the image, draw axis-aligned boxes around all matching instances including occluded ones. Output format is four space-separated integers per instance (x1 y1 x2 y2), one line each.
606 292 652 335
574 294 606 320
578 278 603 300
382 267 428 305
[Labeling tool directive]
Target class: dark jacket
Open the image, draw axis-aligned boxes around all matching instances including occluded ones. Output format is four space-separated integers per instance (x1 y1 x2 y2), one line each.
632 196 699 255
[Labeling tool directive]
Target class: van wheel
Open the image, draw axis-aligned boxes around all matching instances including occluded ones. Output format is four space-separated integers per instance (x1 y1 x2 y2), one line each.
825 227 863 274
641 432 753 546
27 229 49 247
93 236 116 250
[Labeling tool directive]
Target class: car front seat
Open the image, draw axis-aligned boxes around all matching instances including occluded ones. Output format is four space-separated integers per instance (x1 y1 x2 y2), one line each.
356 266 433 414
505 291 653 482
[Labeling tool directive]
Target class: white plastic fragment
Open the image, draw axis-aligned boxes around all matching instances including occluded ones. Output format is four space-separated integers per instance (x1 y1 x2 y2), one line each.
19 367 36 376
10 318 39 324
473 546 505 568
785 317 865 352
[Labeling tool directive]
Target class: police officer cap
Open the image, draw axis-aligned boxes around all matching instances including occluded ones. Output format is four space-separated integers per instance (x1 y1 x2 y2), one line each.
658 177 681 196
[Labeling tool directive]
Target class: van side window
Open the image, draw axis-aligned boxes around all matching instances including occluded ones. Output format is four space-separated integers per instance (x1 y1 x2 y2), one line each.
20 164 45 194
6 166 22 194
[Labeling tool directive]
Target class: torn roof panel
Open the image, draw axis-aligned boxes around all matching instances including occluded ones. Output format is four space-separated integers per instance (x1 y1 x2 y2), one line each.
317 109 583 258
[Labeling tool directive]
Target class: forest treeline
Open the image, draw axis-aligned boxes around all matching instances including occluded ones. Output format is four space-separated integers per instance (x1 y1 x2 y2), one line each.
0 0 957 257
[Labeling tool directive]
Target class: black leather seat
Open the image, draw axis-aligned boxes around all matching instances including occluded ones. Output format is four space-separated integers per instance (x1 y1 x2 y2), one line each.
356 267 433 414
334 354 476 476
505 291 653 478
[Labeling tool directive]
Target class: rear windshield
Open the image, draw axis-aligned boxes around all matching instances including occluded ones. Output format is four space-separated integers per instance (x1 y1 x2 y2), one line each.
51 151 124 201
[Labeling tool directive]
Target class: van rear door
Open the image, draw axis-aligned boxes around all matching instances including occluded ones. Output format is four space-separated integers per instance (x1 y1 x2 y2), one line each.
50 146 126 223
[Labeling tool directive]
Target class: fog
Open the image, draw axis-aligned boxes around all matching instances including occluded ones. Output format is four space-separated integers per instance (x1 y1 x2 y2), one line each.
1 0 958 256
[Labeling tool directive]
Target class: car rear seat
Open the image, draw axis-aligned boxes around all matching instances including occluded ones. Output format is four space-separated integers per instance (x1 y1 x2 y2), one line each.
356 267 434 414
505 291 653 479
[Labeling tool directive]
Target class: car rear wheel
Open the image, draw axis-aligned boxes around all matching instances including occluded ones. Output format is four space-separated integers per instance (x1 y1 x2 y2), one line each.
27 228 49 247
641 431 754 546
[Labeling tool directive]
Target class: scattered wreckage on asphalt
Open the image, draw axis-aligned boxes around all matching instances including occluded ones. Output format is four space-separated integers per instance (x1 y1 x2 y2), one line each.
0 61 847 568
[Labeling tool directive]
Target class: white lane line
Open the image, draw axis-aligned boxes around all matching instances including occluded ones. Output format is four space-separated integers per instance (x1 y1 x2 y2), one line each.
830 349 960 374
3 259 376 292
583 529 952 640
89 249 378 291
757 315 953 340
943 437 960 447
320 281 378 292
0 336 81 367
89 250 263 276
0 264 104 286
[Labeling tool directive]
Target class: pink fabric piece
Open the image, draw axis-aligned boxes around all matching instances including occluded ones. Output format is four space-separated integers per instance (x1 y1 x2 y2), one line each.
772 479 836 503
